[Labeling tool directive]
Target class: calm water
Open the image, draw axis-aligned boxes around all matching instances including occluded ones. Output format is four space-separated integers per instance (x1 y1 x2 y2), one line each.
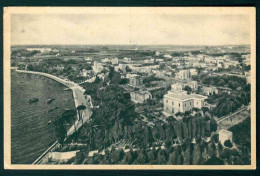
11 71 75 164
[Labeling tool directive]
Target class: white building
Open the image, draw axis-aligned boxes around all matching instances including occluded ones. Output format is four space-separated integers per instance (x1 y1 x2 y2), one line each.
175 70 191 80
128 74 143 87
163 86 207 115
101 58 110 63
163 54 172 59
202 86 218 96
92 61 104 73
123 57 132 63
156 58 164 62
190 69 198 76
219 129 233 145
245 71 251 84
171 81 198 92
130 91 152 103
111 57 119 65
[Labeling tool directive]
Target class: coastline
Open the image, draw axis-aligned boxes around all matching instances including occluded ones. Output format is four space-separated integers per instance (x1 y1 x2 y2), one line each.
11 68 93 164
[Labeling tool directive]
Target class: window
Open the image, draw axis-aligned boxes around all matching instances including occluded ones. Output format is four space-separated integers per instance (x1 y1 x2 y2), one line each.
179 103 180 107
172 101 174 105
172 109 174 113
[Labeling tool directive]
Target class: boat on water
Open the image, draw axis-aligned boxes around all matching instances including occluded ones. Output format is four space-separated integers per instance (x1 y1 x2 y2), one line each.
28 98 39 104
47 106 60 113
47 98 55 104
48 120 52 125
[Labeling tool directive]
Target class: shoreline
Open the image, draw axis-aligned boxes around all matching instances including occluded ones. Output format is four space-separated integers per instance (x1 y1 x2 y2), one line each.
11 68 93 164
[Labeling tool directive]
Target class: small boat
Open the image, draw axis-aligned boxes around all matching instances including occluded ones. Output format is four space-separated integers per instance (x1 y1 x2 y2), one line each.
28 98 39 104
47 98 55 104
47 106 60 113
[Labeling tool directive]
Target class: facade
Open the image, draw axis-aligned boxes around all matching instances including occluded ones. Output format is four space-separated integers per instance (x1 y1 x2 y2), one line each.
92 61 104 73
245 71 251 84
130 91 152 103
171 81 198 91
129 74 143 87
163 86 207 115
175 70 191 80
123 57 132 63
202 86 218 96
219 129 233 145
190 69 198 76
111 57 119 65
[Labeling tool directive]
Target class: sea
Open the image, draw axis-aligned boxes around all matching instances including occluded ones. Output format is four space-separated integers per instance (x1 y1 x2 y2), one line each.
11 71 75 164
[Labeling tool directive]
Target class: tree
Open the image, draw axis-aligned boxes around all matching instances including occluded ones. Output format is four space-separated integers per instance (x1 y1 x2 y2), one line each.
184 86 192 94
77 104 87 124
224 139 233 148
62 109 77 132
54 118 67 145
210 119 218 132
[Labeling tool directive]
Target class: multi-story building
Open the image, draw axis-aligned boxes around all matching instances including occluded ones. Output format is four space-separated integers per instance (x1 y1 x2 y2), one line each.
175 70 191 80
92 61 104 73
202 86 218 96
130 91 152 103
163 85 207 115
123 57 132 63
128 74 143 87
111 57 119 65
190 69 198 76
171 81 198 91
219 129 233 145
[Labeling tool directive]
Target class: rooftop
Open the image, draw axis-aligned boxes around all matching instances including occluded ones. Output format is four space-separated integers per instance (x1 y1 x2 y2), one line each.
164 92 207 101
219 129 233 136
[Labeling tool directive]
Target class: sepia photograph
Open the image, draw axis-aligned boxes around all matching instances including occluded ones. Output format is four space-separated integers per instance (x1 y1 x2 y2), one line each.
3 7 256 169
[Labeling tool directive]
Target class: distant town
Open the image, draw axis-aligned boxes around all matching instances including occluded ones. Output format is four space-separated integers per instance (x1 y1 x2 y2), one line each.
11 45 251 165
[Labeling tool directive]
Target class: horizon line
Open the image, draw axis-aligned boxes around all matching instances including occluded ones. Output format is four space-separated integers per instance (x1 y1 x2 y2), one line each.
11 44 251 47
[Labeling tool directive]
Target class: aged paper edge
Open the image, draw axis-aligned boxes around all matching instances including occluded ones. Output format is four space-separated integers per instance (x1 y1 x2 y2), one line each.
3 7 256 170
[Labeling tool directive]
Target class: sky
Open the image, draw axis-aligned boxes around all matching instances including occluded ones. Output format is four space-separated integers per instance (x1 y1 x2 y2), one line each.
11 14 251 46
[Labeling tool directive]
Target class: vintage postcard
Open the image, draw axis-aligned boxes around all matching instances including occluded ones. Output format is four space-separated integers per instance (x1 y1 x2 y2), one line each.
4 7 256 169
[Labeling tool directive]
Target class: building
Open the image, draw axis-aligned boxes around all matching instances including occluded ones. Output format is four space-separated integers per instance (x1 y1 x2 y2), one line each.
190 69 198 76
115 64 127 72
130 91 152 103
175 70 191 80
217 60 224 68
163 54 172 59
144 59 154 64
101 58 110 63
111 57 119 65
92 61 104 73
156 58 164 62
128 74 143 87
123 57 132 63
163 86 207 115
155 51 160 56
245 71 251 84
202 86 218 96
219 129 233 145
80 69 91 77
171 81 198 91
